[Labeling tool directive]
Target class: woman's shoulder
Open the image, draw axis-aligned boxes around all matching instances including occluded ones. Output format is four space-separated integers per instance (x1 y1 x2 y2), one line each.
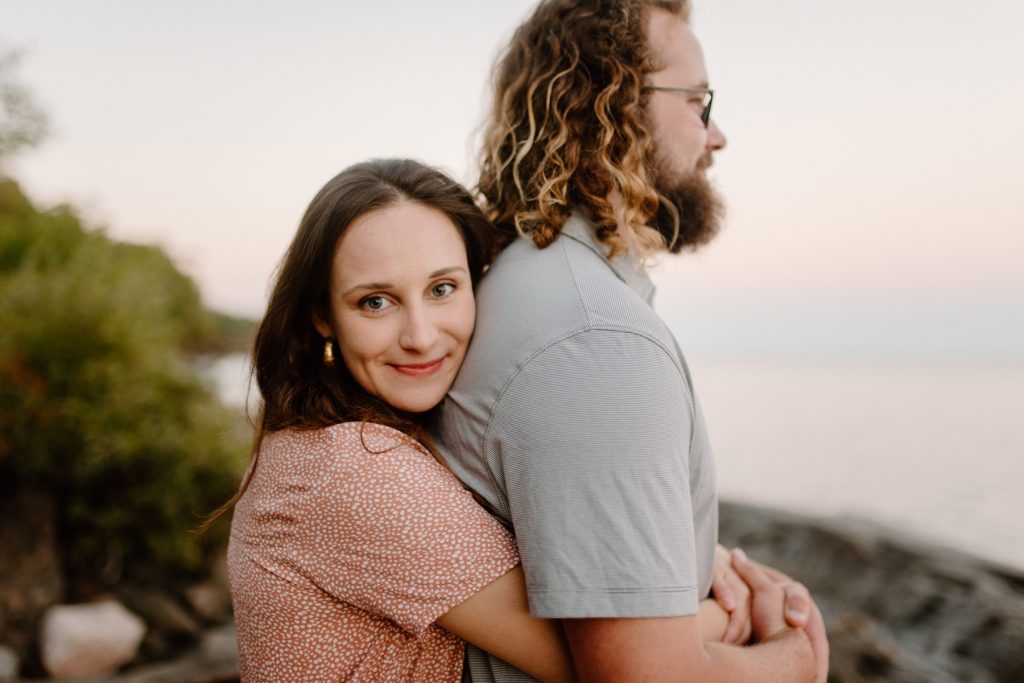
265 421 426 454
262 422 438 479
326 421 430 455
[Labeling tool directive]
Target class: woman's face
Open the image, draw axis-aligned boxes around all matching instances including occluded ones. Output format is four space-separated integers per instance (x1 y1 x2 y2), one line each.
316 201 476 414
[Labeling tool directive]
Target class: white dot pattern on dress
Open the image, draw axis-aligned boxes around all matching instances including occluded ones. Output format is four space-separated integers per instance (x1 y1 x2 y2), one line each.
227 422 520 682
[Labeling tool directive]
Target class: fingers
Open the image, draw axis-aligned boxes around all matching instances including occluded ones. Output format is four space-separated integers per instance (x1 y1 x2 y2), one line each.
715 544 756 645
734 552 828 678
782 581 811 627
730 549 772 591
720 567 752 644
740 613 753 645
736 581 753 644
720 600 743 644
805 601 830 683
712 545 737 612
751 560 810 627
759 562 790 584
731 549 789 642
712 568 737 612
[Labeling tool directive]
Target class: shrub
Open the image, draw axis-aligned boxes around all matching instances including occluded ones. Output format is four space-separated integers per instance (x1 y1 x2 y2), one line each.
0 178 248 590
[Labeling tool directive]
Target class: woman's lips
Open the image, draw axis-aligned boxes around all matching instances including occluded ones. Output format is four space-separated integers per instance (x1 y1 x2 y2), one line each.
391 358 445 378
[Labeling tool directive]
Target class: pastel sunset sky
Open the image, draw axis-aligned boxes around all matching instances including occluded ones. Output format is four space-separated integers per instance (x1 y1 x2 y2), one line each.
4 0 1022 355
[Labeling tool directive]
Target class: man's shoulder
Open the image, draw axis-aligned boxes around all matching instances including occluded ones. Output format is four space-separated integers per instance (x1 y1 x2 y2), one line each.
476 232 666 348
447 230 688 444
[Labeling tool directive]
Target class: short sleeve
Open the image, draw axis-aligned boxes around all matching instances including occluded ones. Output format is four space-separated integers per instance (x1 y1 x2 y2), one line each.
302 424 519 636
489 329 700 618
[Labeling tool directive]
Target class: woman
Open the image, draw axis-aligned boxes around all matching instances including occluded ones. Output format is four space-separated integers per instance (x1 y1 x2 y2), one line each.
223 159 734 681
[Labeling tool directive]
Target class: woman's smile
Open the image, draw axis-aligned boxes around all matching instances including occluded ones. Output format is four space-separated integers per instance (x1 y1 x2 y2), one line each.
390 357 446 377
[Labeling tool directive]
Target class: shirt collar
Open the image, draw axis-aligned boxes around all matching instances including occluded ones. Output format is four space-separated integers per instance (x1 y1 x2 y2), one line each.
561 212 656 304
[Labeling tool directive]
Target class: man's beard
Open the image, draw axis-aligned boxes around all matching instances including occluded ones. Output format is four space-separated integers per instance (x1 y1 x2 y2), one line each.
651 153 725 254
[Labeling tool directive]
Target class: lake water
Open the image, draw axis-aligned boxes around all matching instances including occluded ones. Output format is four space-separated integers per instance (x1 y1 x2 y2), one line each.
686 353 1024 570
205 344 1024 571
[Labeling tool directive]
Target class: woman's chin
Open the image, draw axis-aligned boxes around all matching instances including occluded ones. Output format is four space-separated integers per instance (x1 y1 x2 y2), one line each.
381 385 451 415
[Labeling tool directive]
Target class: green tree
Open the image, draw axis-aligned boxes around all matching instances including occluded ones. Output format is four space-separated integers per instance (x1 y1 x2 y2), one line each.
0 178 248 589
0 50 48 163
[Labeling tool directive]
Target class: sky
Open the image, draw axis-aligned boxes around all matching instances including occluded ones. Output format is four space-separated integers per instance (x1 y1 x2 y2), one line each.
2 0 1023 357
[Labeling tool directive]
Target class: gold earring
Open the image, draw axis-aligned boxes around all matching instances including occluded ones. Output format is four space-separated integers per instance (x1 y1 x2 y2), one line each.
323 339 335 366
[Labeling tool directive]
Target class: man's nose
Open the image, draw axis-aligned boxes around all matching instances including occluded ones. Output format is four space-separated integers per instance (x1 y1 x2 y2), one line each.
707 119 727 152
399 305 439 352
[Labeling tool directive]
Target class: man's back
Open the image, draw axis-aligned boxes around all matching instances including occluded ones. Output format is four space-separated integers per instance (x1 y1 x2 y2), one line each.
438 214 717 680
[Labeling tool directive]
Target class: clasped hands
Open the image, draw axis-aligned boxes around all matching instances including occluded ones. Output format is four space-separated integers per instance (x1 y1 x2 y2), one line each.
711 544 829 682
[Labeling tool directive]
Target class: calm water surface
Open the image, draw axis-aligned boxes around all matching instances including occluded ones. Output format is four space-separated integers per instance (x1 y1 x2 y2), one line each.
205 351 1024 570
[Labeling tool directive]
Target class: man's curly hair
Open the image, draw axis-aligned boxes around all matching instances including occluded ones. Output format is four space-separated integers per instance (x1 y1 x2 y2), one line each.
478 0 690 258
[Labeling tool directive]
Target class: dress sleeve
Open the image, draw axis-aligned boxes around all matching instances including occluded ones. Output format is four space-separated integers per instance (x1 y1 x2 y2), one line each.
302 423 519 636
489 329 702 619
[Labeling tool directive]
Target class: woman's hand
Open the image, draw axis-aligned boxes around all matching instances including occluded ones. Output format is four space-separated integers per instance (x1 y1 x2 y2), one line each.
729 548 793 642
711 543 753 644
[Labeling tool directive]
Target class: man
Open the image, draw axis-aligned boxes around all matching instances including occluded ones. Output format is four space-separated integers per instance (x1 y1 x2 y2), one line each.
438 0 828 680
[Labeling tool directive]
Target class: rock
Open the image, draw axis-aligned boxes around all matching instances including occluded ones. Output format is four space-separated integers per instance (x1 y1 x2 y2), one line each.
200 624 238 662
0 486 64 658
117 588 202 639
116 587 203 661
0 645 18 683
40 600 146 679
185 581 231 623
719 500 1024 683
95 625 239 683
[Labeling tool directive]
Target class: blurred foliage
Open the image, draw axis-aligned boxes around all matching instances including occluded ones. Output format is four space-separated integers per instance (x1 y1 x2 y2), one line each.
203 310 257 355
0 50 48 163
0 177 250 591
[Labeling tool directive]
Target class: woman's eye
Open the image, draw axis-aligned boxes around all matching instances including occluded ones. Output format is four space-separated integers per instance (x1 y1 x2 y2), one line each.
360 295 392 312
431 283 455 298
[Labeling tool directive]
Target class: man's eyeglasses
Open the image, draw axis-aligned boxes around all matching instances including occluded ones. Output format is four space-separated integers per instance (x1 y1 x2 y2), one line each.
642 86 714 127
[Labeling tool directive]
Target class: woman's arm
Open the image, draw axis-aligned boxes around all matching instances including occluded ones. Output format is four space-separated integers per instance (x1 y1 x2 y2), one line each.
437 566 575 683
438 567 737 682
698 597 730 641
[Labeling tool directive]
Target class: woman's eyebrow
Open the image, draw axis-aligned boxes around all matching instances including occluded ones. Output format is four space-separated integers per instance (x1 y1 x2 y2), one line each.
429 266 468 278
342 281 394 297
342 267 468 297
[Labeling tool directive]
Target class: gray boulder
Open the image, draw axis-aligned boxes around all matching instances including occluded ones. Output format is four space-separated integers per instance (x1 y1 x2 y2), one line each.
0 644 18 683
40 600 146 679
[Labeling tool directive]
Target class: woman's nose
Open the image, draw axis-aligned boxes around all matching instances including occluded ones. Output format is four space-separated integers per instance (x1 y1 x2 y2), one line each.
398 306 439 352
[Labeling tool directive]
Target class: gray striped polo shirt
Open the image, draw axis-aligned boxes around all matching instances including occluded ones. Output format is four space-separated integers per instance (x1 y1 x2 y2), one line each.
437 213 717 682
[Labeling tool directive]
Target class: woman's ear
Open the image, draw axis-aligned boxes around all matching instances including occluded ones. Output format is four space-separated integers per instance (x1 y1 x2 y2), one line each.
312 311 333 340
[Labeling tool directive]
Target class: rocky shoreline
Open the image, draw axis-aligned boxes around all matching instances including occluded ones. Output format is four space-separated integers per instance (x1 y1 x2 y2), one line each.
718 501 1024 683
3 500 1022 682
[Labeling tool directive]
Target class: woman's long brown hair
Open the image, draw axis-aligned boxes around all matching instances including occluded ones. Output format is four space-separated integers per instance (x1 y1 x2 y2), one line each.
198 159 496 533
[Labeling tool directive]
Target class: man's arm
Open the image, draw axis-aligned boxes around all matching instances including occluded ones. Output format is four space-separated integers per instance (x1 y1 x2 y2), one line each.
439 567 744 683
565 618 813 683
563 551 816 682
